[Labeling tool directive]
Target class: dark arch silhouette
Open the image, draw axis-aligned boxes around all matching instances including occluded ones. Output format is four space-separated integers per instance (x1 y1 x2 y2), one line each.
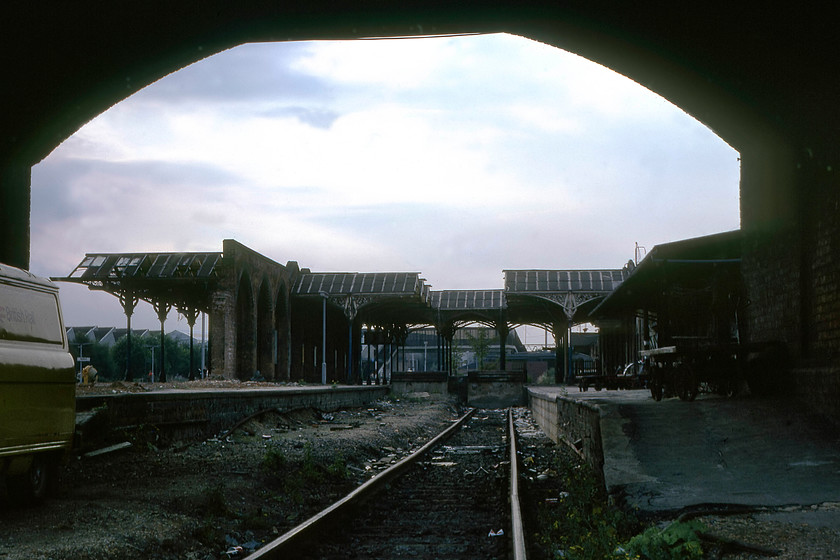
256 278 274 380
4 3 833 168
235 271 256 379
2 3 839 412
274 282 290 381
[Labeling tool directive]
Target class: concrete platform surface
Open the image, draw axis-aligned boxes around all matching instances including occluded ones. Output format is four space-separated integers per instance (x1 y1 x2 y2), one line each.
530 386 840 515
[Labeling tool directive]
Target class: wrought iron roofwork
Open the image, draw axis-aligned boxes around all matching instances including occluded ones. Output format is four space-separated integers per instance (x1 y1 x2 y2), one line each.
503 269 628 293
592 230 742 318
64 252 222 281
54 252 223 313
293 272 426 298
431 290 506 310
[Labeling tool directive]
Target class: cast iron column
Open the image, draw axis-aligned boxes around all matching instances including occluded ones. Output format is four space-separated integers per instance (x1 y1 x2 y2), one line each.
119 293 139 381
154 301 171 382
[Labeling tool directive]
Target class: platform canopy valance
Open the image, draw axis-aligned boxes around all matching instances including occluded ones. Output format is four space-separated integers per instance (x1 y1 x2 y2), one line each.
292 272 432 323
503 268 631 323
53 251 222 311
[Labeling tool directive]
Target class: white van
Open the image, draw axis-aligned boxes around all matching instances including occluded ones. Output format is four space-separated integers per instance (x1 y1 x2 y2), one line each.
0 263 75 503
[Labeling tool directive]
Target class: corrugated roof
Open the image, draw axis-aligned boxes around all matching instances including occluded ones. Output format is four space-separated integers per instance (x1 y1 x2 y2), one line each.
503 269 628 293
65 252 222 280
431 290 506 310
293 272 425 296
592 230 742 317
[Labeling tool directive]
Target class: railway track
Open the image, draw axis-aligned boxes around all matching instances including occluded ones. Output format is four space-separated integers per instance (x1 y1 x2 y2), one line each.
248 408 527 559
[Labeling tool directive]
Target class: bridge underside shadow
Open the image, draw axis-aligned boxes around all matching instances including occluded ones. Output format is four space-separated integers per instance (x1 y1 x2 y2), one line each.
4 2 840 418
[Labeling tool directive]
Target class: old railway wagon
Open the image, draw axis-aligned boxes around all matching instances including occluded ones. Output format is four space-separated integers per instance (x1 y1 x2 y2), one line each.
594 231 779 401
0 263 76 503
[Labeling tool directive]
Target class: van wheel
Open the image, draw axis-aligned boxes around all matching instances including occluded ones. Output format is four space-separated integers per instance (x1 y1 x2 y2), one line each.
7 456 50 505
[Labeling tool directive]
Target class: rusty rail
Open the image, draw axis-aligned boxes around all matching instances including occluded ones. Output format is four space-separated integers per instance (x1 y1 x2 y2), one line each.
246 407 477 559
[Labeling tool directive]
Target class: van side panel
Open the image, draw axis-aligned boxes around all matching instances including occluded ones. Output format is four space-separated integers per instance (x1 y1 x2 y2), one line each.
0 276 76 463
0 346 76 457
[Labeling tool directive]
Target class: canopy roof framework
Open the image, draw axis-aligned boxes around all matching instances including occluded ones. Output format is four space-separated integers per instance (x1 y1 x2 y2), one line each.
57 251 223 312
592 230 742 318
431 289 506 328
57 253 631 332
54 244 637 381
292 272 433 326
503 269 631 327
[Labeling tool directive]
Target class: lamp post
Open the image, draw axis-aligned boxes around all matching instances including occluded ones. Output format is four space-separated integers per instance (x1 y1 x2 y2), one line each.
320 292 328 385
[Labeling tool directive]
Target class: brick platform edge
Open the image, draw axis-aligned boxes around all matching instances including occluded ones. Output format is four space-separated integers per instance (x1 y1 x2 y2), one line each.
75 385 389 448
526 388 605 484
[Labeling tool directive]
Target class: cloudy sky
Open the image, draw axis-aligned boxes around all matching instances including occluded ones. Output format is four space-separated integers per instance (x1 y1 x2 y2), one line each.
29 33 740 337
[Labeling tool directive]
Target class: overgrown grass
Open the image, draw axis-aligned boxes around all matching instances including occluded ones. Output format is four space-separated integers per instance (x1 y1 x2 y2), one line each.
201 482 229 516
260 443 349 497
192 483 230 545
535 457 638 560
534 456 705 559
620 521 705 560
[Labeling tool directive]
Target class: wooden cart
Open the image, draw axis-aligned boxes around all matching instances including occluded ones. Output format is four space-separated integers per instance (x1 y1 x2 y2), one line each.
641 339 745 401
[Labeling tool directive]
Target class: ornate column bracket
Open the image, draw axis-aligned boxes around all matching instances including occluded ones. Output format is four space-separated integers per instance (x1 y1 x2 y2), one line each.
541 292 604 320
341 294 373 320
322 294 373 321
118 292 139 317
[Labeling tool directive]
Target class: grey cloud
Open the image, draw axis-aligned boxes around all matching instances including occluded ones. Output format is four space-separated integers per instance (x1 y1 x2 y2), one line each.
31 159 91 222
135 43 332 104
108 159 241 187
32 157 242 223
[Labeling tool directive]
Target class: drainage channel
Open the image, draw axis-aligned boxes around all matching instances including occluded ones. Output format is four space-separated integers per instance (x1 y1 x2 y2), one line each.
248 408 528 559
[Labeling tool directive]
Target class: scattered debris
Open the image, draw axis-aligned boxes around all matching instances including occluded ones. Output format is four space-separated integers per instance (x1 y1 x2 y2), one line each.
488 529 505 537
329 425 357 431
83 441 132 459
224 545 244 557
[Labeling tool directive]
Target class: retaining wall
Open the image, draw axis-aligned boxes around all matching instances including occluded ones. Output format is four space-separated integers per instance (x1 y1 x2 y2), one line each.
76 385 389 446
390 372 450 400
389 381 450 399
467 371 527 408
469 381 526 408
527 388 604 479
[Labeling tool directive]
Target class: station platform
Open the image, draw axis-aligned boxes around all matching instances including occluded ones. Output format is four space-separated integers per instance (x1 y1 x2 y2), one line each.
75 382 389 447
529 386 840 517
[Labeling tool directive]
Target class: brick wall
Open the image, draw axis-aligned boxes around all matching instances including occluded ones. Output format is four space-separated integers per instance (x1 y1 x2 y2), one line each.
740 138 840 421
527 389 604 481
805 161 840 362
209 240 297 380
795 367 840 420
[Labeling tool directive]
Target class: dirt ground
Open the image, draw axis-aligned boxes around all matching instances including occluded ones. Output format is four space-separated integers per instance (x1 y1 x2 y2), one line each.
0 384 462 560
